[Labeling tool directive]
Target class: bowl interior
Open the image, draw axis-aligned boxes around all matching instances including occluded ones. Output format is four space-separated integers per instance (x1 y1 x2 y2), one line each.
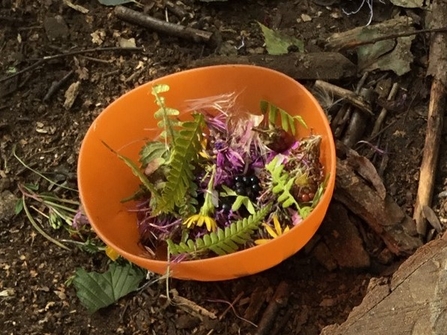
78 65 335 281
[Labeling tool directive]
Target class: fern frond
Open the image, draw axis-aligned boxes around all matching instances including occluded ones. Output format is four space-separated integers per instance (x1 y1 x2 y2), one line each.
167 205 271 256
152 84 180 144
156 113 205 214
266 156 299 209
140 141 169 166
260 100 307 135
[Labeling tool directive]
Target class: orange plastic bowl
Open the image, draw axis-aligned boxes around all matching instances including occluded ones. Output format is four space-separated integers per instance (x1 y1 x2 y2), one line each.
78 65 335 281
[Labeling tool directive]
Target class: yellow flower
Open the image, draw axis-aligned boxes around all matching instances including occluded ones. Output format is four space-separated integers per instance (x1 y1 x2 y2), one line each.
105 245 120 261
183 164 217 232
183 213 217 232
255 215 290 245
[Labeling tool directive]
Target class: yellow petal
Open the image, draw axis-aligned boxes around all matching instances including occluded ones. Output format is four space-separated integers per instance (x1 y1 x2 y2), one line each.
263 223 278 238
204 217 217 232
105 245 120 261
254 239 270 245
273 215 282 235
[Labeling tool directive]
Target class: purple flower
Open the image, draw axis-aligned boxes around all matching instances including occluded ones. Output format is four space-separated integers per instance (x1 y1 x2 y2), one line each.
72 210 90 229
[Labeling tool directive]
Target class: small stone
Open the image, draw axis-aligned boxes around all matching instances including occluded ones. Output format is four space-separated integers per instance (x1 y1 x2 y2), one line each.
175 314 200 330
64 81 81 110
312 242 338 271
0 190 18 223
0 177 11 192
301 14 312 22
320 298 336 307
44 16 69 41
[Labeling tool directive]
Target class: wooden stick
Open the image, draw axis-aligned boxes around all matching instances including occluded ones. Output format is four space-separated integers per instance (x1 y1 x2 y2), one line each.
314 80 373 115
413 0 447 237
189 52 357 80
413 80 445 236
255 281 290 335
371 83 399 137
326 16 414 51
331 72 368 138
114 6 216 46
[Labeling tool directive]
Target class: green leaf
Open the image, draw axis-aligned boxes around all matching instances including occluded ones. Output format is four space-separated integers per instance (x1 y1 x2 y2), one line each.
72 262 145 313
156 113 204 213
258 22 304 55
260 100 308 135
139 141 169 166
168 205 271 256
97 0 136 6
266 156 300 210
15 198 24 215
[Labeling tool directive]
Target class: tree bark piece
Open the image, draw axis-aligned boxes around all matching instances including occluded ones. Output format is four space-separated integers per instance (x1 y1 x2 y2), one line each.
320 238 447 335
189 52 357 80
114 6 216 45
334 145 422 255
319 202 371 268
326 16 414 51
413 0 447 237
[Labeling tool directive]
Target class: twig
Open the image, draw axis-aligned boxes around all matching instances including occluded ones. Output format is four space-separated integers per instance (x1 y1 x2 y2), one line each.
331 72 368 138
43 70 74 102
208 293 257 328
255 281 290 335
413 0 447 237
342 87 375 148
371 83 399 137
114 6 216 46
334 26 447 50
169 289 217 321
217 291 244 320
0 46 143 83
314 80 373 116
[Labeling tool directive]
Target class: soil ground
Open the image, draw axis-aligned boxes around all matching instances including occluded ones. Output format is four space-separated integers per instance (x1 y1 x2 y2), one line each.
1 1 445 334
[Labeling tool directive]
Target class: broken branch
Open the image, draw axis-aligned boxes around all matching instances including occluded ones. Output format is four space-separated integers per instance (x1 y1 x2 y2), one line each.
189 52 357 80
314 80 373 115
413 0 447 237
114 6 216 46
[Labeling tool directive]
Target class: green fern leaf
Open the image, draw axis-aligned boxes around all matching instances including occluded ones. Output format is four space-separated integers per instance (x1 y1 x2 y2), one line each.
167 205 271 257
140 141 169 166
260 100 308 135
156 113 204 213
266 156 299 209
152 84 179 143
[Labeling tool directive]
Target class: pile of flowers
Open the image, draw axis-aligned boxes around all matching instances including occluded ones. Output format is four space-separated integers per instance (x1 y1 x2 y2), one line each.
121 84 326 260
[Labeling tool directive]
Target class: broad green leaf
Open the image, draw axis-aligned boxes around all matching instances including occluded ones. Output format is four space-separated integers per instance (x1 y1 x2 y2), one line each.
98 0 136 6
258 22 304 55
72 262 145 313
15 198 24 215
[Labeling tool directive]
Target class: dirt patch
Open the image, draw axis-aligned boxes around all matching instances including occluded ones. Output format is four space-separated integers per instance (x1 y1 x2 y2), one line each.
0 0 441 334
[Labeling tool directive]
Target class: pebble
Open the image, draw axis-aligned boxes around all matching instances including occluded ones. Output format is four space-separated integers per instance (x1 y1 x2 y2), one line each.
0 190 18 223
301 14 312 22
44 16 69 41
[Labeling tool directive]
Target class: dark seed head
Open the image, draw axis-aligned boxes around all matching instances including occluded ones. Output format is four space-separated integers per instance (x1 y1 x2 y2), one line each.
236 187 246 196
